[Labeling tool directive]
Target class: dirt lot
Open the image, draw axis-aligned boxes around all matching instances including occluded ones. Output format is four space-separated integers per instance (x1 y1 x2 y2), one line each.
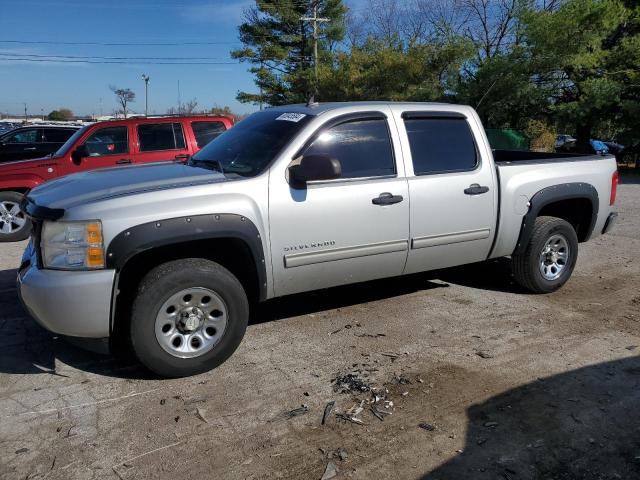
1 178 639 480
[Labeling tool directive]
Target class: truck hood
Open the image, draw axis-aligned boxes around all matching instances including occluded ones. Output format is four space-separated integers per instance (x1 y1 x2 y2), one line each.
27 162 226 211
0 155 59 173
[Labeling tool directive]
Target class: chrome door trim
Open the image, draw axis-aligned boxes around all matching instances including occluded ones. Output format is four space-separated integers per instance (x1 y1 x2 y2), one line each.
284 239 408 268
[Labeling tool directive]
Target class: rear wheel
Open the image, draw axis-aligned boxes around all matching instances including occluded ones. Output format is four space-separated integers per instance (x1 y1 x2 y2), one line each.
130 258 249 377
0 191 30 242
512 216 578 293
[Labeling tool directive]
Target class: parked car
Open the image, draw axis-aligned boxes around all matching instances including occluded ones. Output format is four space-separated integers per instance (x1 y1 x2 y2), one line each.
0 114 233 241
17 102 618 377
0 122 20 135
0 125 81 163
555 134 576 149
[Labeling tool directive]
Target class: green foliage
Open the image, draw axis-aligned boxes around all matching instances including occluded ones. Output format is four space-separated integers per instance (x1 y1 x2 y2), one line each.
519 0 633 145
47 108 73 121
317 37 473 102
232 0 347 106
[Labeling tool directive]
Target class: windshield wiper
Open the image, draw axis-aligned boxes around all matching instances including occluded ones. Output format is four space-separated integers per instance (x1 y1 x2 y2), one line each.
189 158 224 175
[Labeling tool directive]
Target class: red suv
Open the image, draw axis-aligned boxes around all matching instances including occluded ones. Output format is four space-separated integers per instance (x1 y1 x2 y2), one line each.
0 114 233 241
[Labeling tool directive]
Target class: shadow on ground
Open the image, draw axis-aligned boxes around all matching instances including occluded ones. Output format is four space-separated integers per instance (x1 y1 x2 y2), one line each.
0 258 524 378
423 356 640 480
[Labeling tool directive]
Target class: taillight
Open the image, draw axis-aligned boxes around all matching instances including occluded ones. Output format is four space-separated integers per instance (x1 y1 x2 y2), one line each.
610 170 619 206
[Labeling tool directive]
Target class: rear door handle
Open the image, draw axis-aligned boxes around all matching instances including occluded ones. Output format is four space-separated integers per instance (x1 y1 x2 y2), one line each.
24 147 36 151
175 154 190 160
464 184 490 195
116 158 132 165
372 192 404 205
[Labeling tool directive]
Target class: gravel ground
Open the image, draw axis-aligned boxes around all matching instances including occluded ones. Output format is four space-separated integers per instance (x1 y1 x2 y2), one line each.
0 179 639 480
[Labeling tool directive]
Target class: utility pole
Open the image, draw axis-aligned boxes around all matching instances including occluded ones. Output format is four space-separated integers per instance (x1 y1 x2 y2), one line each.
141 74 150 117
301 1 329 101
23 103 28 124
258 60 263 111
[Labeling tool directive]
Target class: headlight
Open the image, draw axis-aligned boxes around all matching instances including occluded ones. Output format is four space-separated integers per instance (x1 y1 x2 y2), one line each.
41 220 105 270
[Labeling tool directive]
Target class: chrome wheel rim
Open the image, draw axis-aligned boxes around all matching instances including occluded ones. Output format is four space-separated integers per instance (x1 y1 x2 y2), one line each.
0 201 26 235
155 287 228 358
539 234 569 281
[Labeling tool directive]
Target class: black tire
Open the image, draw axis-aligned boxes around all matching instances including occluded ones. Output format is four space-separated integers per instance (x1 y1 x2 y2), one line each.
130 258 249 378
0 191 31 242
512 216 579 293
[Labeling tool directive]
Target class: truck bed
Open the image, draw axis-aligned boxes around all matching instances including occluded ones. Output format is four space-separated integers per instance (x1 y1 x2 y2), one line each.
490 151 617 259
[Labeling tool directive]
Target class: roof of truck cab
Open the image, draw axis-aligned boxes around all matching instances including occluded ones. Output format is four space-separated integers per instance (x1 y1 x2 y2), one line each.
268 101 466 116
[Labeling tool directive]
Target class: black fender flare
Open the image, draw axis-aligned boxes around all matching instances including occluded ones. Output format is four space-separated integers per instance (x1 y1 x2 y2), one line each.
514 182 599 255
106 213 268 300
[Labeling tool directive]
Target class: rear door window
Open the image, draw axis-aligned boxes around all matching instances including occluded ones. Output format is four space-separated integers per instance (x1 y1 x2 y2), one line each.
191 121 227 148
403 116 478 175
42 128 76 143
137 123 186 152
83 126 129 155
303 118 396 179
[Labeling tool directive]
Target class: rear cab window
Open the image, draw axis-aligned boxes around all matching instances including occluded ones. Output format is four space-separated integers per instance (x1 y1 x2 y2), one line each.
303 116 396 179
403 113 478 175
137 123 186 152
191 121 227 149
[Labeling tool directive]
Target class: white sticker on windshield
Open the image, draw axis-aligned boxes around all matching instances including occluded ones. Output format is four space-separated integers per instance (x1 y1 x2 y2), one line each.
276 112 307 122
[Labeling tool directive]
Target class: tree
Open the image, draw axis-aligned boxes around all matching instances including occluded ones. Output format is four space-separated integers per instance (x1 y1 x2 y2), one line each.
109 85 135 117
231 0 347 106
520 0 632 149
47 108 74 121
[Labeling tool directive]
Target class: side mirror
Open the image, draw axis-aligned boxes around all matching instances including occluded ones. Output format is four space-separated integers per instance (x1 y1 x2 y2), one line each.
71 144 90 165
289 154 341 187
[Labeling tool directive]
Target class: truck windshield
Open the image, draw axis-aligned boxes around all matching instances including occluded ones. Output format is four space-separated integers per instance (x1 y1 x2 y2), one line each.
190 110 313 177
53 125 89 157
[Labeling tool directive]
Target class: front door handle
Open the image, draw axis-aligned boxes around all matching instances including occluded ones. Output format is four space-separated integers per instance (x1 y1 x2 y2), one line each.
464 184 490 195
372 192 404 205
24 147 37 151
175 154 190 160
116 158 132 165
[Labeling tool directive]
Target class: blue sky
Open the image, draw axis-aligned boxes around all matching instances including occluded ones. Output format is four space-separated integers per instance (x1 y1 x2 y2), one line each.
0 0 363 117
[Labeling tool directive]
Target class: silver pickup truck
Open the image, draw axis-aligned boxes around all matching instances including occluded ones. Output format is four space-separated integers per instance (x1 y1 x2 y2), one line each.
17 102 619 377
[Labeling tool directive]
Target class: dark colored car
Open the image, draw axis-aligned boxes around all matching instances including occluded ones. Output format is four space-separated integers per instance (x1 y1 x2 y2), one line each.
0 125 81 162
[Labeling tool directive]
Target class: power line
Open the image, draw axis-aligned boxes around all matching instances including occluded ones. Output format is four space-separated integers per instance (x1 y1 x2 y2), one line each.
0 39 241 46
0 52 232 60
0 57 239 65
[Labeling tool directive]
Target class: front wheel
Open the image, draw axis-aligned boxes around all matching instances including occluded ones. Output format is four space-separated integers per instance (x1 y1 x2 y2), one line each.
0 191 31 242
512 216 579 293
130 259 249 377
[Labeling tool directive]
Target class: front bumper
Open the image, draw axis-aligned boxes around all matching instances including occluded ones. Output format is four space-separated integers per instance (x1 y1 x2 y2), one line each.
17 243 115 338
602 212 618 234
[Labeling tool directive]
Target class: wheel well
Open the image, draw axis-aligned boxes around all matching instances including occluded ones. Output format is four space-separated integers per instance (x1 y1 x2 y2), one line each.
0 188 29 194
538 198 593 241
111 238 260 346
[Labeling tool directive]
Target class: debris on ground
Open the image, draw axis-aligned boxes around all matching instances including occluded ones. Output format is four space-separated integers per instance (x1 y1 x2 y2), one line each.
476 351 495 359
380 352 401 361
321 461 338 480
354 333 386 338
391 373 412 385
283 404 309 419
335 412 365 425
332 373 371 393
195 407 209 424
418 422 436 431
322 401 335 425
